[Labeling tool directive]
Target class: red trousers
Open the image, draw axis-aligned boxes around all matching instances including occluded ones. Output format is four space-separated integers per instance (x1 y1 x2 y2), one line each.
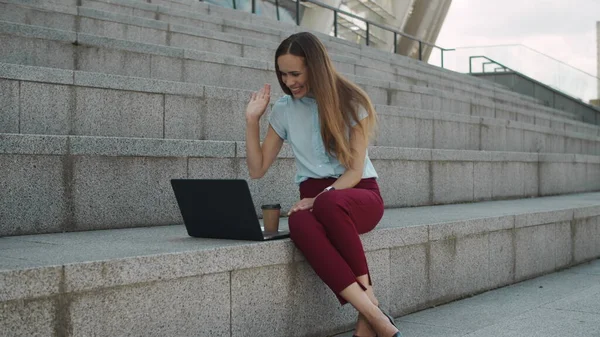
288 177 384 305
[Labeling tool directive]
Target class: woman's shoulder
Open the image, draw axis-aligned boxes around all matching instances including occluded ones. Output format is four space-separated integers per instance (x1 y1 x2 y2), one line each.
273 94 292 106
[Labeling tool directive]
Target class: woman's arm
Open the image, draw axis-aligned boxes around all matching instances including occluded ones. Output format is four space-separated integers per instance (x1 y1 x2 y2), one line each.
326 119 369 190
245 84 284 179
246 125 283 179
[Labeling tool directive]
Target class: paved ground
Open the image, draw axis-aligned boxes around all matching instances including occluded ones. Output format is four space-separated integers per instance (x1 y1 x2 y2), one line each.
334 259 600 337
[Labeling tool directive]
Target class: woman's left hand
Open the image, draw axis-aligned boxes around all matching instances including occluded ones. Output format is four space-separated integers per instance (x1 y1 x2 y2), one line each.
288 198 315 215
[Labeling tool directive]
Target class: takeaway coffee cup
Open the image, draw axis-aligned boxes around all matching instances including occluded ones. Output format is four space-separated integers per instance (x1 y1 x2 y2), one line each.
261 204 281 232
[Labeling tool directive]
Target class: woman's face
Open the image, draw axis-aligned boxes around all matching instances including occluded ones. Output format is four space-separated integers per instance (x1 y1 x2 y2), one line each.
277 54 309 99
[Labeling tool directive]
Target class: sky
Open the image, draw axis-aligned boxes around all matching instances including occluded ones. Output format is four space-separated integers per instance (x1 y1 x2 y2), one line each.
435 0 599 78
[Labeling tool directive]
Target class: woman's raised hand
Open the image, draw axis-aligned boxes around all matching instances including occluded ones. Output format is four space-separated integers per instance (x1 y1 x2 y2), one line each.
245 84 271 122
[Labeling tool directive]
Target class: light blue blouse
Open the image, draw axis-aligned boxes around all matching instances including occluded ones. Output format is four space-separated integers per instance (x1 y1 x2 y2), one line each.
268 95 379 185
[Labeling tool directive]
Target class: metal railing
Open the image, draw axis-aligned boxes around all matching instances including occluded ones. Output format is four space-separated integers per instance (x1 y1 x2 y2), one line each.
223 0 454 68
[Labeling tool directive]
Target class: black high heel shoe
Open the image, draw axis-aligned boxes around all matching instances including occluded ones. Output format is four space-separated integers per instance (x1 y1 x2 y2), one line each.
379 307 402 337
379 307 396 327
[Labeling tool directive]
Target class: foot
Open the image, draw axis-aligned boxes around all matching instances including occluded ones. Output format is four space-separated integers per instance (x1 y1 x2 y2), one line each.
353 313 376 337
365 306 399 337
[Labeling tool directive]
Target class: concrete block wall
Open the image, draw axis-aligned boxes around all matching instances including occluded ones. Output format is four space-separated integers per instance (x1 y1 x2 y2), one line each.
0 0 598 237
2 201 600 336
2 131 600 236
0 0 588 124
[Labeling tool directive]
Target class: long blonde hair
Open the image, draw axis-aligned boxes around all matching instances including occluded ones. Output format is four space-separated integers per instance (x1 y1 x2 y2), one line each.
275 32 377 169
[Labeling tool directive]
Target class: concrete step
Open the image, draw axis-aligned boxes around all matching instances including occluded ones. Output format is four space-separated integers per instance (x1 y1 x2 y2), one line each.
0 20 590 129
1 131 600 236
2 192 600 336
2 63 599 154
334 259 600 337
0 0 557 111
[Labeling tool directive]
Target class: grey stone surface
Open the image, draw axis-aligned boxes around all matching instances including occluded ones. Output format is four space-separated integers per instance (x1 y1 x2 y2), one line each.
522 129 545 152
574 205 600 219
362 224 428 250
164 95 203 140
74 87 163 138
390 244 429 316
432 149 490 162
202 90 253 141
0 299 55 337
394 269 600 336
474 162 493 200
573 216 600 263
71 156 186 230
230 264 299 337
79 16 167 45
0 62 73 84
514 209 573 228
73 70 202 96
471 98 495 118
492 162 538 199
149 54 184 82
390 89 421 109
0 1 76 33
555 221 573 269
464 308 600 337
488 229 515 288
515 223 558 280
183 59 273 91
369 146 432 161
432 162 474 204
0 79 19 133
170 31 242 58
374 160 430 207
0 133 67 155
429 233 490 302
480 118 507 151
187 158 237 180
539 162 569 195
433 118 480 151
0 34 75 70
76 42 152 78
429 216 514 241
0 20 76 42
505 125 525 152
69 136 235 158
77 32 182 58
0 155 66 236
19 82 72 135
69 273 230 337
0 266 62 302
78 6 168 31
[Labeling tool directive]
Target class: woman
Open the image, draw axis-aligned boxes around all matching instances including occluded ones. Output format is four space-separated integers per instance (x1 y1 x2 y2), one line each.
245 32 401 337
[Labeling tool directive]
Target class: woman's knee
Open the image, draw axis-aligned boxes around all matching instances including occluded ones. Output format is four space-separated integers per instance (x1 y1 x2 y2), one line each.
312 192 344 221
288 210 313 238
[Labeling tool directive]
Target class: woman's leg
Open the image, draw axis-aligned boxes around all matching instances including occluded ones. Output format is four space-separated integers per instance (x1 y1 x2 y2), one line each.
339 283 399 337
309 189 384 336
354 274 379 336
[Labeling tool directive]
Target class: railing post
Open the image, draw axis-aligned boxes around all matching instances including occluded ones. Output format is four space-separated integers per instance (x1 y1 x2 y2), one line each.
469 56 473 73
418 41 422 60
334 11 338 37
441 49 444 68
252 0 255 14
275 0 280 21
393 32 397 54
366 22 370 46
296 0 300 26
232 0 236 10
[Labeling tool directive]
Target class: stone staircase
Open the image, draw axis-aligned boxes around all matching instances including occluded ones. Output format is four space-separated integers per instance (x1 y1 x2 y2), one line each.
1 0 600 336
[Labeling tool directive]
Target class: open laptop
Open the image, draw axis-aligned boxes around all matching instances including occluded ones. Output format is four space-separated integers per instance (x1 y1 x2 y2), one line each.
170 179 290 241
